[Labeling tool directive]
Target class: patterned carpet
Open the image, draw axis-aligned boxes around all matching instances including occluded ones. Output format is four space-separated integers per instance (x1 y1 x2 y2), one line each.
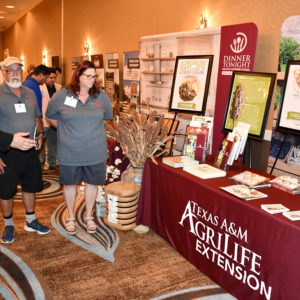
51 189 119 263
0 246 48 300
0 171 235 299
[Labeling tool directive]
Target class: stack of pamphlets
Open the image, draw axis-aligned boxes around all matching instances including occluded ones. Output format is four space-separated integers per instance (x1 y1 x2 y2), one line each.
190 115 214 154
282 211 300 221
221 184 268 201
183 126 208 162
260 204 290 214
162 156 199 168
230 171 271 189
269 175 300 194
214 139 234 170
215 122 250 169
183 164 226 179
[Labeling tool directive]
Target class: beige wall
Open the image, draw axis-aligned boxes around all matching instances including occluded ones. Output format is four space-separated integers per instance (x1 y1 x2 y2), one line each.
2 0 61 74
2 0 300 127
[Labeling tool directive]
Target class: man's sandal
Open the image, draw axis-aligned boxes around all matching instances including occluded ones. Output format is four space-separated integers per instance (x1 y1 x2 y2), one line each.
85 216 97 234
65 218 76 235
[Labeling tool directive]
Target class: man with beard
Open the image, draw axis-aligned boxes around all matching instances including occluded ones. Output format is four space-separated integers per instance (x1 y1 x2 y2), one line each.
0 57 50 244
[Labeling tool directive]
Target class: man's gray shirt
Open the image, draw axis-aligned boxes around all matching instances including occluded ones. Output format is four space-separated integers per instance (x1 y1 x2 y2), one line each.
46 88 113 166
0 83 40 138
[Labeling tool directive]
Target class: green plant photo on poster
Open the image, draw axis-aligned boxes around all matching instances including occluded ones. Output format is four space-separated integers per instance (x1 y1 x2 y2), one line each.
279 37 300 71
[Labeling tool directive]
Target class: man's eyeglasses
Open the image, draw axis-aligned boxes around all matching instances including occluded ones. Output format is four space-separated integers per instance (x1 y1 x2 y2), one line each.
82 74 98 80
3 68 23 75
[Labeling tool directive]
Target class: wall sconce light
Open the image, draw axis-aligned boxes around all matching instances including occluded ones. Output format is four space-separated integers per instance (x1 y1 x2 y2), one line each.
199 14 207 29
84 39 90 57
20 55 25 65
20 55 25 69
42 49 48 66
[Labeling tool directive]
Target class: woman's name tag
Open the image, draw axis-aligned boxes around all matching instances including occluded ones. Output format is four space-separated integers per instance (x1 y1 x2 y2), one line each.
64 96 77 108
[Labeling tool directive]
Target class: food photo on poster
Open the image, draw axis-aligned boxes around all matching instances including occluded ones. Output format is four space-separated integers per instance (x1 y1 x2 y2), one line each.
276 60 300 134
268 15 300 177
169 55 213 115
223 71 276 139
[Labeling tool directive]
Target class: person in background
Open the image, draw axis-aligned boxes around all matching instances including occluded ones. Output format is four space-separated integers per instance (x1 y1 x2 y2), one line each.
55 67 63 86
46 61 112 235
0 57 50 244
23 65 50 114
0 65 3 85
40 68 61 171
25 64 35 79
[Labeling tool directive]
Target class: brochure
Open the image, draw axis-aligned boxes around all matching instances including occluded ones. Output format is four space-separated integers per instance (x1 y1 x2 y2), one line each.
162 156 199 168
183 164 226 179
260 204 290 214
269 175 300 194
227 131 242 165
283 211 300 221
235 122 251 155
230 171 270 188
190 116 214 154
221 184 268 201
214 139 234 170
183 126 208 161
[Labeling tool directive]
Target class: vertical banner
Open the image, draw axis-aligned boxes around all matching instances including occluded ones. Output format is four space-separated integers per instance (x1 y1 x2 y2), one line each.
91 54 105 89
123 51 140 104
212 23 258 154
104 53 120 102
267 15 300 177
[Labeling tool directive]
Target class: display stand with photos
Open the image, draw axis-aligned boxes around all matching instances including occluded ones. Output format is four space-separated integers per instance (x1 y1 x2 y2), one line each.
169 55 213 115
216 71 276 170
269 60 300 174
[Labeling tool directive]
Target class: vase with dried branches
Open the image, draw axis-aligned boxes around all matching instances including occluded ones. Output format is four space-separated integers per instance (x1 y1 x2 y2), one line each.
106 110 174 233
106 110 174 170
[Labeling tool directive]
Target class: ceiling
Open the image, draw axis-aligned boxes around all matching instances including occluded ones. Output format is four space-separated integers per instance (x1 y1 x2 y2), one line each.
0 0 43 32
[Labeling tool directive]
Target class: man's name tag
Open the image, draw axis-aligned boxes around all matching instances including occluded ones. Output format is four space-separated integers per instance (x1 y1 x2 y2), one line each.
64 96 77 108
14 103 26 113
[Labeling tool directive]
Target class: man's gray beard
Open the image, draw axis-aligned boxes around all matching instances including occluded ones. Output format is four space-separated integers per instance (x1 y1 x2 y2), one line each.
5 77 22 88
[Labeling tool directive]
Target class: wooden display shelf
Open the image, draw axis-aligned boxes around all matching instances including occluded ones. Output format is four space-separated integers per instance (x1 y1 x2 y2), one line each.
142 71 174 75
141 57 176 61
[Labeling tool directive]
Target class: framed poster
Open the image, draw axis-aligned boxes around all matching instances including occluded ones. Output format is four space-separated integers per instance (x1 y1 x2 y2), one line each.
169 55 213 114
276 60 300 135
223 71 276 139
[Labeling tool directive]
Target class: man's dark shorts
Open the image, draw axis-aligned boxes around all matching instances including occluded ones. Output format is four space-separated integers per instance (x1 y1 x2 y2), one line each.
0 148 43 200
59 162 106 185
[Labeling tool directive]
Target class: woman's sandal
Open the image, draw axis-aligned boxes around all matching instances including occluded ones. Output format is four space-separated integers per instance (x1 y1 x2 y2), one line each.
85 216 97 234
65 218 76 235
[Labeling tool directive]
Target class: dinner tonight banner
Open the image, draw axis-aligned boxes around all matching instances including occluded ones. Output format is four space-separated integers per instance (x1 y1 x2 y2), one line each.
212 23 258 154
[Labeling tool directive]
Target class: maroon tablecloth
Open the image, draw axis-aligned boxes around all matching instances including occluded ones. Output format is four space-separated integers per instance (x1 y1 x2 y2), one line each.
137 158 300 300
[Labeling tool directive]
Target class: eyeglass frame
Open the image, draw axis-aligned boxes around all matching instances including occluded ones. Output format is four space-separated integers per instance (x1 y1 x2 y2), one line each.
81 73 98 80
3 68 23 75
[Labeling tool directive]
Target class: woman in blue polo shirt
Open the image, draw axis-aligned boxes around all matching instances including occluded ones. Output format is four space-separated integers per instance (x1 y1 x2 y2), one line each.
46 61 113 235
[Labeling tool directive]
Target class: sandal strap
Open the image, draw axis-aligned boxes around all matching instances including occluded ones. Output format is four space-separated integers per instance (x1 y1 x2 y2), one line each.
85 216 94 221
67 217 75 221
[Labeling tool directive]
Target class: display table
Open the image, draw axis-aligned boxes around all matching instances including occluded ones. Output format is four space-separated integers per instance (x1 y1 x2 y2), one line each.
137 158 300 300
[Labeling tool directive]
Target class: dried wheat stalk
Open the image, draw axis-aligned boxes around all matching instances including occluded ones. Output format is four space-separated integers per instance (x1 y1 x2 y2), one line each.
106 110 175 167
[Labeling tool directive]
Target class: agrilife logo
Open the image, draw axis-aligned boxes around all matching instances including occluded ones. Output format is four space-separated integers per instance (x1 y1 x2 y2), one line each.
230 32 248 53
